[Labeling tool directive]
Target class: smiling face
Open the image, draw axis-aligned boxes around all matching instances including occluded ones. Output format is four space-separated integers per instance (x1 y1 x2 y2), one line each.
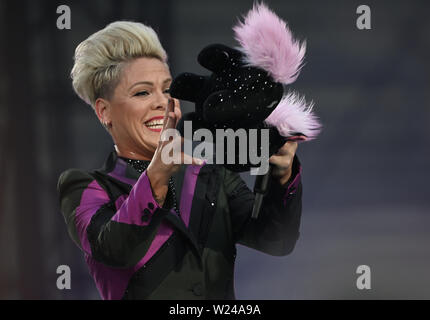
95 57 181 160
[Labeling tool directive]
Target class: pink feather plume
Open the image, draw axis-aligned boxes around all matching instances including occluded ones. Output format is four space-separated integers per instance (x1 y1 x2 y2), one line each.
264 92 321 140
233 2 306 84
234 2 321 140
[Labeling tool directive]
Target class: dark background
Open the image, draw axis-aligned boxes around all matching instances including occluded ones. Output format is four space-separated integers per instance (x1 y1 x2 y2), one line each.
0 0 429 299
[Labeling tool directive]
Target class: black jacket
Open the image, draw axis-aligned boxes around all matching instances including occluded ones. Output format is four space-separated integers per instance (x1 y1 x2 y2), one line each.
57 150 303 299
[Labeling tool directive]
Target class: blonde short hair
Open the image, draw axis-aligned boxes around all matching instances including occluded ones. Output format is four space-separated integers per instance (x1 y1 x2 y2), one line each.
71 21 168 107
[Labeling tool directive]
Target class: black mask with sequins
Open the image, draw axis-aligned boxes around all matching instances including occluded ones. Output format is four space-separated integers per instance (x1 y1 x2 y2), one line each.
170 44 286 172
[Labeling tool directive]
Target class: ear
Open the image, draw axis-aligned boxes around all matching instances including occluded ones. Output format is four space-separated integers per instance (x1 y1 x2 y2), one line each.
94 98 112 128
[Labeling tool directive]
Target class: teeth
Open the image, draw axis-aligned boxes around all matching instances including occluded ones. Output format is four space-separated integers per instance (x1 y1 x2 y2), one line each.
145 119 164 126
147 125 163 129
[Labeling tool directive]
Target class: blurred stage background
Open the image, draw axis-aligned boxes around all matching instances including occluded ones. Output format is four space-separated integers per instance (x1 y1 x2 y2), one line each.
0 0 429 299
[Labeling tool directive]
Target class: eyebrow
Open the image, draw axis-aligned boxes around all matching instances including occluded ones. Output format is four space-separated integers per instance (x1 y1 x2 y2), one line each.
128 78 172 91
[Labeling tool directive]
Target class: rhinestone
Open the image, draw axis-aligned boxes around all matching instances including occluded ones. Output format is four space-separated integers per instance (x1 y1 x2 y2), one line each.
123 157 180 216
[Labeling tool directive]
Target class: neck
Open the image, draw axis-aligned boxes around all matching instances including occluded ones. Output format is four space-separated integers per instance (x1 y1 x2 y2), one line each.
114 144 153 161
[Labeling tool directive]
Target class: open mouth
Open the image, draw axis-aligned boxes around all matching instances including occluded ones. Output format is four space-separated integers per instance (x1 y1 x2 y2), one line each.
144 118 164 132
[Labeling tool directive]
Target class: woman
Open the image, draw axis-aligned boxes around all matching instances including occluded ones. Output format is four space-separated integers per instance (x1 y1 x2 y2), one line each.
58 21 302 300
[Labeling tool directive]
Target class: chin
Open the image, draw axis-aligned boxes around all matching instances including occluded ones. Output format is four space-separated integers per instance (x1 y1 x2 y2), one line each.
146 133 161 150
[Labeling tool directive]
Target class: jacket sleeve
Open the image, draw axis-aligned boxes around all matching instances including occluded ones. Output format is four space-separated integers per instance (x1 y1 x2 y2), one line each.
225 155 303 256
57 168 168 268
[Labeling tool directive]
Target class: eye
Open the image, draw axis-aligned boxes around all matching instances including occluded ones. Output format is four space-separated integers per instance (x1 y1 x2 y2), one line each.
164 88 171 94
134 91 149 97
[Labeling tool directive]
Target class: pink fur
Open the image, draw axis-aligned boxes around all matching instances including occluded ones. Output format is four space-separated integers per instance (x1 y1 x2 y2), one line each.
233 2 306 84
264 92 321 140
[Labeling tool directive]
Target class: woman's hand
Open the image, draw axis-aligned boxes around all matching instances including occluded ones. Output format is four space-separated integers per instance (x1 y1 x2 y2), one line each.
146 99 203 206
269 141 298 186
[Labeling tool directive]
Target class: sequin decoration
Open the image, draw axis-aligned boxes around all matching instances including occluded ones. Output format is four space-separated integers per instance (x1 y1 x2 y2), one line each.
121 157 180 216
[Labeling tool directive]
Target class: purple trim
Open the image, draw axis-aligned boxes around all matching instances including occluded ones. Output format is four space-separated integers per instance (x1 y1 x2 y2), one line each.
132 163 205 271
132 223 174 272
86 254 135 300
283 164 302 206
114 194 127 211
111 171 160 226
75 180 110 255
108 157 138 186
84 156 205 300
180 164 204 227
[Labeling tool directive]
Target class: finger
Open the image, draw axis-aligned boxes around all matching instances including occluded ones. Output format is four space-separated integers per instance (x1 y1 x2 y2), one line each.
176 137 204 165
276 141 298 156
269 154 293 169
286 141 298 152
165 135 190 156
168 136 204 165
271 165 288 177
181 152 204 166
158 134 182 161
163 99 176 131
160 121 180 147
159 131 205 166
269 154 283 166
172 98 182 126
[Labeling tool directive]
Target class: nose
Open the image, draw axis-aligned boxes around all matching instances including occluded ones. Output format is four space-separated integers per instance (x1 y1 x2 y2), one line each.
151 89 169 111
